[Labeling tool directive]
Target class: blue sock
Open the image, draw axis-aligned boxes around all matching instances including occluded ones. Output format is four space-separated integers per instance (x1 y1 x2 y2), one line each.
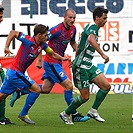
20 92 39 116
64 90 77 114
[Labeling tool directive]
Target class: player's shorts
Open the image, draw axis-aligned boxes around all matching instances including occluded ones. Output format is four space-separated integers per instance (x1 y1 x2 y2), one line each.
41 62 67 85
0 68 34 95
72 64 102 89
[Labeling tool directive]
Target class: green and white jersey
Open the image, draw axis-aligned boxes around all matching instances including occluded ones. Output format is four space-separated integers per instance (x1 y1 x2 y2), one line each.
73 22 98 68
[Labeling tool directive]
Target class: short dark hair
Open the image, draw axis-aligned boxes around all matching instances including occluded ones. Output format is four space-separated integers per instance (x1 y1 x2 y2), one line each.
93 7 108 21
0 6 4 13
34 24 49 36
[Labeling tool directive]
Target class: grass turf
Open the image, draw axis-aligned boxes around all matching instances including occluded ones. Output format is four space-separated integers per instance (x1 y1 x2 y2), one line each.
0 93 132 133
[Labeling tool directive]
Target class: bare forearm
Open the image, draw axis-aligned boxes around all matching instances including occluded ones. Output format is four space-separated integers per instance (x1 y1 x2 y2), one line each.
88 34 104 56
51 52 64 61
5 30 18 48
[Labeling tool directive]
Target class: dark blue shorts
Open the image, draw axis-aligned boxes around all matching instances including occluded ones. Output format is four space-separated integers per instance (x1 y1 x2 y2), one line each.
0 68 34 95
41 62 67 85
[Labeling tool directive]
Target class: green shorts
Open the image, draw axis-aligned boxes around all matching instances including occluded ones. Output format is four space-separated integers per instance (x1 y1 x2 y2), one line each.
72 64 102 89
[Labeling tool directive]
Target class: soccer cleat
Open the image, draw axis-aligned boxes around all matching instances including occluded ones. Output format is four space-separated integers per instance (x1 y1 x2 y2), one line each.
0 118 14 125
72 113 90 122
10 89 21 107
60 111 73 124
88 110 105 122
18 115 35 124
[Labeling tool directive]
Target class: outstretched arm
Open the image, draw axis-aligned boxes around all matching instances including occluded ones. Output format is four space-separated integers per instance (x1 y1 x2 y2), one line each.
45 46 69 61
4 30 19 56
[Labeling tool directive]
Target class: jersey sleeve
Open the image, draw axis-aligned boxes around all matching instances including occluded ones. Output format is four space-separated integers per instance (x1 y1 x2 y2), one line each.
47 24 61 40
85 24 98 37
17 32 32 45
71 27 76 42
42 43 53 54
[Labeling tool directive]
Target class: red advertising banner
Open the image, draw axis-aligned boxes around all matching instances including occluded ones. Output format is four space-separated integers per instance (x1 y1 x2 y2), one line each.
0 56 72 94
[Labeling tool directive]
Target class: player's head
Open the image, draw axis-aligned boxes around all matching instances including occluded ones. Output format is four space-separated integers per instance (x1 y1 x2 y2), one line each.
34 24 49 44
0 5 4 23
93 7 108 28
63 8 76 28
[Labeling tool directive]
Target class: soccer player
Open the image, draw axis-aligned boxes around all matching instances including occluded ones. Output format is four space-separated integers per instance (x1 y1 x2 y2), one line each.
0 63 14 125
60 7 111 124
0 24 68 125
0 6 14 125
10 8 89 123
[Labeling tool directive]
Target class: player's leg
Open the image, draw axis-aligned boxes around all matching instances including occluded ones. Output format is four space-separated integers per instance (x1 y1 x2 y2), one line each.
0 99 14 125
60 66 90 124
8 71 41 124
43 62 89 122
18 82 41 124
60 88 90 124
87 67 111 122
0 76 15 125
61 78 89 122
10 84 43 107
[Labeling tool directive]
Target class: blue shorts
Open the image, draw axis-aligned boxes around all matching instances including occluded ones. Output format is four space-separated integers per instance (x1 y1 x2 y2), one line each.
41 62 68 85
0 68 34 95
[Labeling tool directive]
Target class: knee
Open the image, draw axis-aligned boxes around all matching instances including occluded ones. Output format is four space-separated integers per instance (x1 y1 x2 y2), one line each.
102 83 111 91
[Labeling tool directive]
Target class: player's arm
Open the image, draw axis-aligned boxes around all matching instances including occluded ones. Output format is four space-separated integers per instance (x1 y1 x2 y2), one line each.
69 41 78 67
36 51 43 69
70 41 78 57
4 30 19 56
45 46 68 61
88 34 109 64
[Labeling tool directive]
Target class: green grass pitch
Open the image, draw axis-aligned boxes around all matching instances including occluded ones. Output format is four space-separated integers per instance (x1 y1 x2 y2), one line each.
0 93 132 133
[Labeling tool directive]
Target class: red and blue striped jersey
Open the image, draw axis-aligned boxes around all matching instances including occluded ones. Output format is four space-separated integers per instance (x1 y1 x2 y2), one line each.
44 22 76 64
10 32 48 73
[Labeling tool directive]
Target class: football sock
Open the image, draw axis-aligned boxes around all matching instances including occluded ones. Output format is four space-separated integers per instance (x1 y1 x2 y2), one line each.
65 95 85 115
20 92 39 116
64 90 77 114
0 100 6 120
92 89 109 110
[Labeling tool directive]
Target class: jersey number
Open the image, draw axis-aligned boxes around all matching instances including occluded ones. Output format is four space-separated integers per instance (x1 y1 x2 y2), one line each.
83 80 89 88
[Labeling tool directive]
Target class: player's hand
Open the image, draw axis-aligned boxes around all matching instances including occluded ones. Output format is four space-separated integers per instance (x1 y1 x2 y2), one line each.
36 60 42 69
102 54 109 64
68 60 73 68
4 47 13 56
